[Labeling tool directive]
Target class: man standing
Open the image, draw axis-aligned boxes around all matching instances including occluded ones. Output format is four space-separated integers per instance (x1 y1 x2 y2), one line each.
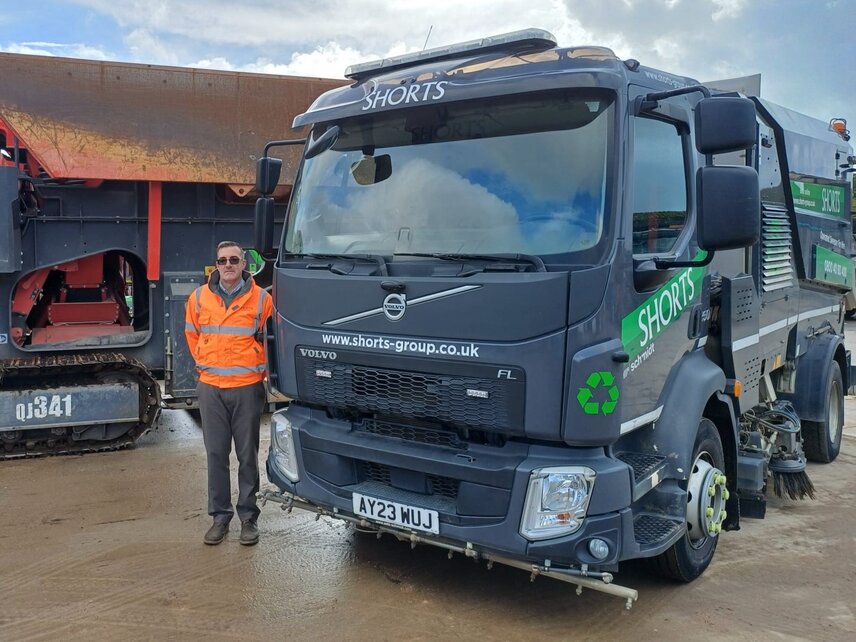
185 241 273 546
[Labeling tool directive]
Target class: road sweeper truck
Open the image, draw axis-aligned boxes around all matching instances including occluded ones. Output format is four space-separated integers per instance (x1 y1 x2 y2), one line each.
253 29 855 606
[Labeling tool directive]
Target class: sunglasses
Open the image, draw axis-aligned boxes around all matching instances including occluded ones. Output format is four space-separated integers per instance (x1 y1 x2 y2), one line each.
216 256 242 265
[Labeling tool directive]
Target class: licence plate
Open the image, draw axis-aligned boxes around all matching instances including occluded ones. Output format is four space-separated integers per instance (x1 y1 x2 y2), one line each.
352 493 439 535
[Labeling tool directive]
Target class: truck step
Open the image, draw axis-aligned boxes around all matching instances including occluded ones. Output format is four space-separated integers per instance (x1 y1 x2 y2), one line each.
617 452 668 501
633 514 683 549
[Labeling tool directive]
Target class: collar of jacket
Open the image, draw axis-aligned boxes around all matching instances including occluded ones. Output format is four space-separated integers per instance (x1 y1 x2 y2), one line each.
207 269 254 298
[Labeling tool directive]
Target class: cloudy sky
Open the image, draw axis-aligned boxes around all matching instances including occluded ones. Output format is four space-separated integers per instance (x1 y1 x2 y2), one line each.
1 0 854 126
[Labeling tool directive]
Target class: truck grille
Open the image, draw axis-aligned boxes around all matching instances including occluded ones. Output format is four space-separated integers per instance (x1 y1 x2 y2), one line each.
358 461 459 499
296 358 522 432
357 418 467 450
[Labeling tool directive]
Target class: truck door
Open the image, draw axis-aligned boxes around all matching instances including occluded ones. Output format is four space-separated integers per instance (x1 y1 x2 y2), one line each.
620 99 704 430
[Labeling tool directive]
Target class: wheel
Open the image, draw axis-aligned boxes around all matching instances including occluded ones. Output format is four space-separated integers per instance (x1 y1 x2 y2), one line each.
845 309 856 321
649 418 727 582
802 361 843 463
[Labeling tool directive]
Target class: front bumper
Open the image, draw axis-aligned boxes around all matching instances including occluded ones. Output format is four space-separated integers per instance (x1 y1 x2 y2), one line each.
266 404 637 568
259 487 638 608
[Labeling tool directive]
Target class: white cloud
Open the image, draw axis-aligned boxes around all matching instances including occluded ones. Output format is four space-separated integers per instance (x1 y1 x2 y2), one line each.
69 0 592 52
651 37 682 66
4 0 851 124
124 28 179 65
191 55 235 71
252 44 367 78
710 0 746 20
0 42 110 60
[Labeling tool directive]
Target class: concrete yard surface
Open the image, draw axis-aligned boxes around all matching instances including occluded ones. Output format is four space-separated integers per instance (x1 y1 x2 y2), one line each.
1 404 855 641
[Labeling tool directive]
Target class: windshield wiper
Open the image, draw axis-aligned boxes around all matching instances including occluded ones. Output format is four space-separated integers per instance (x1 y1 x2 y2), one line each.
394 253 546 272
287 253 388 275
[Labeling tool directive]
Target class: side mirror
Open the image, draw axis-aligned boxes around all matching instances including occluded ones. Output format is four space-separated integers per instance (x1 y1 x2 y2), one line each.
254 196 275 256
694 97 757 154
350 154 392 185
305 125 340 160
697 165 760 250
255 157 283 196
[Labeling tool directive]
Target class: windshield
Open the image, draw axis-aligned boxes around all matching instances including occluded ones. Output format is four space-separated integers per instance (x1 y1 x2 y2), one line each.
284 90 613 258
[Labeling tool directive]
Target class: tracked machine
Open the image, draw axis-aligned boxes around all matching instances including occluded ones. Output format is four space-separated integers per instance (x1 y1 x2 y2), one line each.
0 53 342 457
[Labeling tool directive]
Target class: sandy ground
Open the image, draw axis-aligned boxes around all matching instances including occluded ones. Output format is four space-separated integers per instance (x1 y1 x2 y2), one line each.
2 349 856 640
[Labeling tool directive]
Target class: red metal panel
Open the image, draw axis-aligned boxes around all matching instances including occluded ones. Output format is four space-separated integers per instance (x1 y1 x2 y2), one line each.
61 255 104 288
0 53 346 183
47 302 120 324
11 268 50 316
147 182 162 281
30 324 132 344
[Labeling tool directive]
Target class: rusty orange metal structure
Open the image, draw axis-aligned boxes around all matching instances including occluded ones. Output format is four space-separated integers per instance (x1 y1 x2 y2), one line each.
0 52 347 282
0 52 345 184
0 53 348 458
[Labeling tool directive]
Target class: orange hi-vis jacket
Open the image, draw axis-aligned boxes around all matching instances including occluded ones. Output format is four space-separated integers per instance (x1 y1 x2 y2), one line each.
185 271 273 389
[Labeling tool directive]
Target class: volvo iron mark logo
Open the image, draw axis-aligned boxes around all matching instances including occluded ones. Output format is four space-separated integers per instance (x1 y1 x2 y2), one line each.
382 293 407 321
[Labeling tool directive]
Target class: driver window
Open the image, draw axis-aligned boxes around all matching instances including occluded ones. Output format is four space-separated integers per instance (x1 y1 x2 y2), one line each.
632 118 688 255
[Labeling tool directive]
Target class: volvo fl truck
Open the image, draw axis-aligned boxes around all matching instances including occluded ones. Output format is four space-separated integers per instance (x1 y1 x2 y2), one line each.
253 30 854 606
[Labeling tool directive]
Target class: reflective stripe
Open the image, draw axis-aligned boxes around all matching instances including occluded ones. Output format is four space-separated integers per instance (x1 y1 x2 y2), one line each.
254 289 269 333
620 406 663 435
199 324 257 336
189 290 201 332
197 364 266 375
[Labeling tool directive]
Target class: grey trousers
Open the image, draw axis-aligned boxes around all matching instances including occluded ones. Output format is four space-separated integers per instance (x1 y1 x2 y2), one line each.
197 381 266 523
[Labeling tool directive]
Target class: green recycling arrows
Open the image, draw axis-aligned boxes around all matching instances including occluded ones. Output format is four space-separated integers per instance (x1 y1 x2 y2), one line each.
576 371 620 416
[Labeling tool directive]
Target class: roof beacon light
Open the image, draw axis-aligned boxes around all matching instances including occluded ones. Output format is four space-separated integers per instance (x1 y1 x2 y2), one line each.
830 118 850 141
345 28 558 81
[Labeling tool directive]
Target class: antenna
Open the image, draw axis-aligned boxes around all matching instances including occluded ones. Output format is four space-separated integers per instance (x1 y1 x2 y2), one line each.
422 25 433 51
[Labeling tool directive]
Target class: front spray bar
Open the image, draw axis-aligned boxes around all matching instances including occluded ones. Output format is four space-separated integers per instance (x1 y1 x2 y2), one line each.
259 489 638 609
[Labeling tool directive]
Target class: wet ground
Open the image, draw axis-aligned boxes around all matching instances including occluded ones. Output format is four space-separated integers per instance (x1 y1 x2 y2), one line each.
2 375 856 639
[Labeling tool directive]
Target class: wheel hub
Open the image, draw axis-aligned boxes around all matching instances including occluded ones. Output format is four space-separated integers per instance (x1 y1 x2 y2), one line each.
687 457 728 543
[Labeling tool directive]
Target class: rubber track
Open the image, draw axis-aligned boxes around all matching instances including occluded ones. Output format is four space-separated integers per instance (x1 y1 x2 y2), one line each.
0 352 161 459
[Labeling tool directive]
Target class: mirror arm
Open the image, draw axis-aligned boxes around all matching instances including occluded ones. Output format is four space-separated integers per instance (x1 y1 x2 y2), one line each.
636 85 712 114
263 138 306 156
654 251 714 269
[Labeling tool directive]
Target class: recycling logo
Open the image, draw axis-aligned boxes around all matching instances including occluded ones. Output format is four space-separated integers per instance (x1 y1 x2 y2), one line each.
576 371 619 416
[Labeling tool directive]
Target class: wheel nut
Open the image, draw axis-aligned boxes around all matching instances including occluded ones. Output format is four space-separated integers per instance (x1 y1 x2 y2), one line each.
706 507 714 518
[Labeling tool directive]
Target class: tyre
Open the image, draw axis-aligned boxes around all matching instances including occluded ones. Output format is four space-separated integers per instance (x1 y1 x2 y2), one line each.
649 418 726 582
845 309 856 321
801 361 843 463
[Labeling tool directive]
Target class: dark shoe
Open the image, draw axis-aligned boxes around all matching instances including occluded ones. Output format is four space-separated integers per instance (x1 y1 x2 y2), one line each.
203 520 229 545
240 519 259 546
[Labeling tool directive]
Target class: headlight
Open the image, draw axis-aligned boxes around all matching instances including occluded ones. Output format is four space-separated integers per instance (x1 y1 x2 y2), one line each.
271 412 299 482
520 467 596 540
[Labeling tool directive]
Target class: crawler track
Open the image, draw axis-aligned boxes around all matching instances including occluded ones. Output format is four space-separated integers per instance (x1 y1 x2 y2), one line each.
0 352 161 459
